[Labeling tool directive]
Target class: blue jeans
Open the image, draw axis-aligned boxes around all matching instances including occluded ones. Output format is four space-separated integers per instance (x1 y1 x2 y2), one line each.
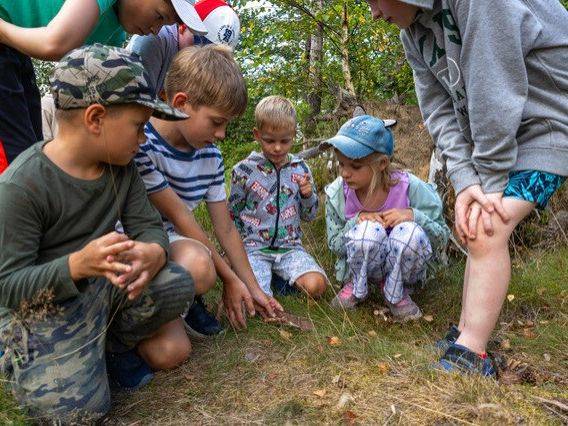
0 44 42 168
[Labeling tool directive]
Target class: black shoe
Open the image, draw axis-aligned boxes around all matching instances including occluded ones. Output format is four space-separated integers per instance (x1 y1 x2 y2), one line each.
183 296 224 338
437 343 497 378
435 324 461 353
106 348 154 390
272 274 299 296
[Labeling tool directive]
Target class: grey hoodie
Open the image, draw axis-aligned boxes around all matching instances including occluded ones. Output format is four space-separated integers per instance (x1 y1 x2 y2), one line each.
400 0 568 193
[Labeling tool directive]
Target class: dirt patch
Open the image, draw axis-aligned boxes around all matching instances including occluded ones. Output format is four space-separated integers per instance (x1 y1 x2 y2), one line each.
363 101 434 181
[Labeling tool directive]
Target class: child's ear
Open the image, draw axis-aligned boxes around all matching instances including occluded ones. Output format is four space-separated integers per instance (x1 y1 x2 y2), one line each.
84 104 107 135
378 156 389 171
253 128 261 142
171 92 189 109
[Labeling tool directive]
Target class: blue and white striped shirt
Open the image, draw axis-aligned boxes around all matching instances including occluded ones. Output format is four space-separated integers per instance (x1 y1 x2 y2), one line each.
135 122 226 232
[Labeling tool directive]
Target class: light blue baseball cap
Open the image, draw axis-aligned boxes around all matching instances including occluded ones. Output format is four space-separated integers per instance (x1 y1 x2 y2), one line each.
325 115 396 159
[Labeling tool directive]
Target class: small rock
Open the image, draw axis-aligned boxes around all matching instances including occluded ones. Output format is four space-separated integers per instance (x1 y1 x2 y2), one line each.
336 392 354 410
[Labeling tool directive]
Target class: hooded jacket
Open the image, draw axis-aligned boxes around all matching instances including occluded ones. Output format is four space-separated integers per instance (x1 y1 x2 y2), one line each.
229 151 318 252
400 0 568 194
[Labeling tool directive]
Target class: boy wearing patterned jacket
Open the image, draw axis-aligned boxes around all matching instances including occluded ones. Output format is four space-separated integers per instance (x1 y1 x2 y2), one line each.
229 96 327 298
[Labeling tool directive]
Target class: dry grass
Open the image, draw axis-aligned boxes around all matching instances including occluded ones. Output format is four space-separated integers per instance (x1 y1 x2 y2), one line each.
101 216 568 425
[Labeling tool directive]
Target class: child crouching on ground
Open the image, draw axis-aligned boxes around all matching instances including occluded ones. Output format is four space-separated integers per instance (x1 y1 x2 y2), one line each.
325 115 449 321
0 44 194 422
135 45 282 336
229 96 327 298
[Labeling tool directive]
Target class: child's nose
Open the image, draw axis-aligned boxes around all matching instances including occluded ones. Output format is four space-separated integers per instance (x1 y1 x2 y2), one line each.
215 128 226 140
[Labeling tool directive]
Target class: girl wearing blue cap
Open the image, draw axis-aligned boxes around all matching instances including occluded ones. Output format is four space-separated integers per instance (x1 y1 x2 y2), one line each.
325 115 450 321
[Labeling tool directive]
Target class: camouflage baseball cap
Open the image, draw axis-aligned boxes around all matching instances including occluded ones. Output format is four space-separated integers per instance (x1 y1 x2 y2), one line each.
50 43 187 121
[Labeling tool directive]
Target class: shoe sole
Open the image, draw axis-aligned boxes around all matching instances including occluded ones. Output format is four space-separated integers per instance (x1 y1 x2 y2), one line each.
392 309 423 323
108 371 154 392
183 321 225 339
330 299 358 310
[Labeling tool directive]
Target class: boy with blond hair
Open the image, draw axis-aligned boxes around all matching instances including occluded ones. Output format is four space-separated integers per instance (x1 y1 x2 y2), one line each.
0 44 195 421
136 45 282 335
229 96 327 298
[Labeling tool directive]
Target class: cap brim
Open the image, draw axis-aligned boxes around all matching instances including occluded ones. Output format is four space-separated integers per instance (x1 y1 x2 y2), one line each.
324 135 374 160
136 99 189 121
171 0 208 35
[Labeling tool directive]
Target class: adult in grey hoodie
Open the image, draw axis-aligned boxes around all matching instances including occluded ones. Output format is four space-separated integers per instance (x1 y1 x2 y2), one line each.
398 0 568 195
366 0 567 376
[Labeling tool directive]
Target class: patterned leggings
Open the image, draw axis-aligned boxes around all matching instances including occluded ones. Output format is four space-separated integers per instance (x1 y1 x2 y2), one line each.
346 221 432 304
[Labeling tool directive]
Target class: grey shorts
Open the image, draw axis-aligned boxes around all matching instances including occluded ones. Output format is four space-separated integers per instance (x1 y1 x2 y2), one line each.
247 248 327 297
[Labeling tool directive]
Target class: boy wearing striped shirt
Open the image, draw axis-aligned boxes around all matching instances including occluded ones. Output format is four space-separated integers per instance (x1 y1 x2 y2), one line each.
135 44 282 337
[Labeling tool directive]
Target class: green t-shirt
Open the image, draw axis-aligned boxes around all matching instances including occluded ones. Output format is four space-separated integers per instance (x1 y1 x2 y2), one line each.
0 0 125 47
0 142 169 311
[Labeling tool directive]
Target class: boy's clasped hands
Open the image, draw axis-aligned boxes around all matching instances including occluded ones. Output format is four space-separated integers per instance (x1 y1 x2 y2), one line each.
69 231 165 300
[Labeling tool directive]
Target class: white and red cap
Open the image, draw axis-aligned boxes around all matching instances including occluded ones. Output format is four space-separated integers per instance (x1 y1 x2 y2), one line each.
194 0 241 49
171 0 208 35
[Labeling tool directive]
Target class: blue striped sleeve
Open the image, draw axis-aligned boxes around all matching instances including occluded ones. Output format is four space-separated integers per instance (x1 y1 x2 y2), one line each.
135 145 169 193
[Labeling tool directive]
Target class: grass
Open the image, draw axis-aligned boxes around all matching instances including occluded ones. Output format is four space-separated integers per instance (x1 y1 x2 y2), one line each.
105 234 566 425
4 210 565 424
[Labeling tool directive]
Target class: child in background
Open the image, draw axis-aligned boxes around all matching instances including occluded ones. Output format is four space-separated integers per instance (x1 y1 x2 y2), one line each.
366 0 567 376
229 96 327 298
128 0 240 98
0 44 194 421
0 0 207 170
135 45 282 336
325 115 449 321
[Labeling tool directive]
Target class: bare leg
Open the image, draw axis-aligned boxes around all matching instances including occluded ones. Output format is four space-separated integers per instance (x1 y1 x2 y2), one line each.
458 256 470 331
454 198 534 354
138 319 192 370
295 272 327 298
171 239 217 295
138 239 216 370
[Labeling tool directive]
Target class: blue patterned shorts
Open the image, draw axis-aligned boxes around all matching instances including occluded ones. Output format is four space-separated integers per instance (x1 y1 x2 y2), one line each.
503 170 566 209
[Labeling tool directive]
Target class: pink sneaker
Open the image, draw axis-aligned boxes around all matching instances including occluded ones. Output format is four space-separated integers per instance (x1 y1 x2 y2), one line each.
330 282 359 309
386 293 422 322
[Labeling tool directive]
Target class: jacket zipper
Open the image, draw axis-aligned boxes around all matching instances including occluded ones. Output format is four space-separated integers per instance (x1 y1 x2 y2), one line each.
269 161 282 249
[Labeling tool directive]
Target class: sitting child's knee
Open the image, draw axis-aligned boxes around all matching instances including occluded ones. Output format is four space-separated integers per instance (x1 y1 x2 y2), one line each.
296 273 326 298
346 220 387 252
144 338 192 371
389 223 427 253
172 240 216 293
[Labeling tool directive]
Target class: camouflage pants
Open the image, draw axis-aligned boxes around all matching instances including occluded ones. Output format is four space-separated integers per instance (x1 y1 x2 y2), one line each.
0 261 194 423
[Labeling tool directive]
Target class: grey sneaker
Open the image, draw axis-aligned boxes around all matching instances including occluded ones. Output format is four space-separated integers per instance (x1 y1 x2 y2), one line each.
330 282 359 310
386 294 422 322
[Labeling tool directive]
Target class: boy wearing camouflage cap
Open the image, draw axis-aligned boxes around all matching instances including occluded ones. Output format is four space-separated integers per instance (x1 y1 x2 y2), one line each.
0 44 194 421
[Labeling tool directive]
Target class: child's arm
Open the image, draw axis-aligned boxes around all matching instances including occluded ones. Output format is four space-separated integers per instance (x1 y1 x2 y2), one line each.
0 184 133 309
0 0 101 60
148 187 282 326
207 200 284 317
298 163 319 222
112 166 171 299
401 28 509 239
325 188 357 256
406 175 450 256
